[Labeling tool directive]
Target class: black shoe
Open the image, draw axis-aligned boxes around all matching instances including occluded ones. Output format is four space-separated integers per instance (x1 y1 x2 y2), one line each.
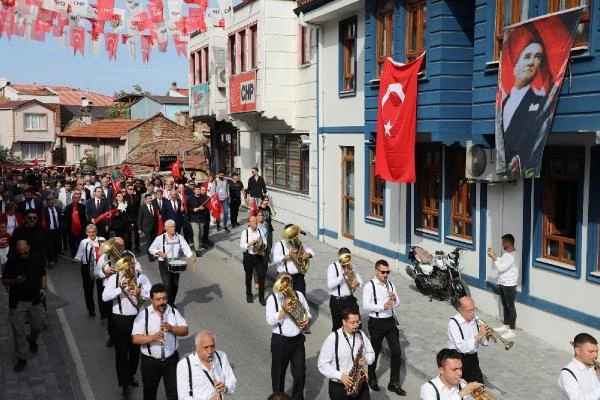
14 359 27 372
301 328 311 334
129 376 139 387
387 383 406 396
224 227 230 232
106 338 114 348
259 298 266 306
121 385 131 396
246 294 253 303
195 250 202 257
368 378 380 391
89 311 96 317
27 336 38 354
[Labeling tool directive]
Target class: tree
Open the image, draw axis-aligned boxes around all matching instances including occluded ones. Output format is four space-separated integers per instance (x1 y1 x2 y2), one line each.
0 145 23 164
113 84 151 101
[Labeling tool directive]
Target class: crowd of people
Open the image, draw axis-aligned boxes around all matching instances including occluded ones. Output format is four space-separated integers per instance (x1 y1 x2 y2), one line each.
1 163 598 400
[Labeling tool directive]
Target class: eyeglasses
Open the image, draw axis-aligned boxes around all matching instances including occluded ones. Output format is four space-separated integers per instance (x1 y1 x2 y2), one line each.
376 269 391 275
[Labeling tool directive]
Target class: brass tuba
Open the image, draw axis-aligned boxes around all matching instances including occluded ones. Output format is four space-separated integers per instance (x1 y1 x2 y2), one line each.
273 274 309 326
114 254 144 309
338 253 358 294
472 387 503 400
476 318 513 350
98 237 122 276
282 225 309 274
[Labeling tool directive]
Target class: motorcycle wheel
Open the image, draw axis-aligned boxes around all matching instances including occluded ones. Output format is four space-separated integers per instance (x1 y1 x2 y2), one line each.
450 278 471 309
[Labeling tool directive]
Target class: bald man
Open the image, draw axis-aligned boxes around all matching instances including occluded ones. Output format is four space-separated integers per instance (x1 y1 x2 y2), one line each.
447 297 491 384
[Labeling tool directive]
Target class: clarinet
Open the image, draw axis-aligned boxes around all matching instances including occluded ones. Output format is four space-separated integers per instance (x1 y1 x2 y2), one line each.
159 303 167 361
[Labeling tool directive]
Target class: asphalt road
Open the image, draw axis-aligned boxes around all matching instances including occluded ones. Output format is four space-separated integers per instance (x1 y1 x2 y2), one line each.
47 247 424 400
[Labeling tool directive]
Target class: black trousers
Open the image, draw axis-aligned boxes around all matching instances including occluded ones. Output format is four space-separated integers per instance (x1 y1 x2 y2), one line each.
271 333 306 400
68 233 84 258
329 380 370 400
230 198 241 225
460 352 484 384
367 317 401 384
329 295 358 331
131 222 140 248
292 274 306 296
159 261 180 306
243 253 266 299
498 284 517 329
140 352 179 400
80 264 103 314
112 314 140 387
47 229 61 262
201 218 210 244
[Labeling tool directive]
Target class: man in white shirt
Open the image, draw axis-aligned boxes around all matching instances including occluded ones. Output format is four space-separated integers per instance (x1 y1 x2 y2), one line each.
266 273 312 400
487 233 520 339
447 296 490 384
214 170 230 232
362 259 405 396
327 248 363 331
74 224 105 317
240 216 267 305
318 308 375 399
102 260 151 396
558 333 600 400
132 283 189 400
149 219 196 306
176 330 236 400
420 348 483 400
272 224 314 295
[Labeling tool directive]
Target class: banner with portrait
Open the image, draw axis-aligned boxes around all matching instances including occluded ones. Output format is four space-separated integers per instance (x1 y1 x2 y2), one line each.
495 8 583 178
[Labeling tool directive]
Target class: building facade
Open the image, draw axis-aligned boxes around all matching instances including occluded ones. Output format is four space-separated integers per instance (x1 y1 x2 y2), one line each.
297 0 599 349
129 95 189 121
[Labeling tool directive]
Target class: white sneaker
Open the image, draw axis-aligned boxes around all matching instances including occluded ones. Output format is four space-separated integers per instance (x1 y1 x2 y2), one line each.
502 330 516 339
494 325 508 333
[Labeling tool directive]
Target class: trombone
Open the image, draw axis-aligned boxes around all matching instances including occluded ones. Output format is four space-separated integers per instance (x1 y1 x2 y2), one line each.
476 318 513 350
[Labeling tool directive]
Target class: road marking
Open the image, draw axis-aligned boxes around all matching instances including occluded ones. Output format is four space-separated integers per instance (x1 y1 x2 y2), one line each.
48 279 96 400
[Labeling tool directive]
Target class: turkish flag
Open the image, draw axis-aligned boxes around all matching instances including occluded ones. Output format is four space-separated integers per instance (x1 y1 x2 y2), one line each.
94 208 119 225
375 55 425 183
173 34 186 56
1 0 16 7
70 26 85 55
122 163 134 177
105 31 118 60
112 178 120 193
170 159 181 180
205 193 222 220
249 197 258 217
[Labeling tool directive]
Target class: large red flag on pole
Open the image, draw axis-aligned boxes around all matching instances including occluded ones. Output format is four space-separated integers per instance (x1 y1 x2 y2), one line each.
375 54 425 183
204 193 222 220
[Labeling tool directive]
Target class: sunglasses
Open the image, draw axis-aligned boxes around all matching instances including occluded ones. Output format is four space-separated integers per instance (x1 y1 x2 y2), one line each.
27 216 38 220
376 269 391 275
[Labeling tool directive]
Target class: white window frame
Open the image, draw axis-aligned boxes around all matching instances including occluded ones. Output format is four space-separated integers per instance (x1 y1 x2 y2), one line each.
24 113 47 131
21 143 45 160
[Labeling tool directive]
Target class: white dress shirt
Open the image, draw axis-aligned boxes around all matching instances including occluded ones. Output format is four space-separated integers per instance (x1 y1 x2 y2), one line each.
420 376 472 400
558 357 600 400
362 278 400 319
493 250 520 286
318 328 375 381
48 207 60 230
102 270 151 315
75 236 105 275
149 232 193 261
447 313 490 354
95 254 114 279
132 304 188 359
176 351 236 400
272 240 315 275
327 262 363 297
6 214 16 234
239 227 265 255
265 291 312 337
503 85 529 130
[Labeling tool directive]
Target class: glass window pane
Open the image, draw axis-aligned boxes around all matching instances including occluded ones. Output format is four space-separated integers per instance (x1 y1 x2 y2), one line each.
263 138 274 186
274 136 287 188
287 139 301 191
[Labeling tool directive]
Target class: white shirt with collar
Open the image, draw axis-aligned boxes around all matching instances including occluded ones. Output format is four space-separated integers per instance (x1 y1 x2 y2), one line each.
362 278 400 319
447 313 490 354
265 291 311 337
95 254 115 279
272 240 315 275
493 250 520 286
149 232 193 261
317 328 375 381
327 262 363 298
47 207 60 230
239 227 265 255
176 350 236 400
75 236 105 271
558 357 600 400
101 269 151 316
503 85 529 130
132 304 188 359
420 376 472 400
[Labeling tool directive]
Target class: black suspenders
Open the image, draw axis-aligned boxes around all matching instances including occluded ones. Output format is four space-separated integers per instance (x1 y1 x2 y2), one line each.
272 294 283 334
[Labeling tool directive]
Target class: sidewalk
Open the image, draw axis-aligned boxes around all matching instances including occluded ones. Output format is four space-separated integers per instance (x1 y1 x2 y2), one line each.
0 287 77 400
211 219 569 400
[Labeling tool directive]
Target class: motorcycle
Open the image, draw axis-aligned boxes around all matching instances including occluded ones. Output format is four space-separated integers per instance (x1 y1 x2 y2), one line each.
405 246 470 309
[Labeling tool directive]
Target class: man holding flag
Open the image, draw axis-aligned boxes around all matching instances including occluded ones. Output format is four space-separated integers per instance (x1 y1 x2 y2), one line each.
187 185 210 256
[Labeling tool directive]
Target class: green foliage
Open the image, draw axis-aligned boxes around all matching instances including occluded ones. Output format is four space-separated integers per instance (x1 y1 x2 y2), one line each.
0 145 23 164
105 104 130 119
114 84 151 101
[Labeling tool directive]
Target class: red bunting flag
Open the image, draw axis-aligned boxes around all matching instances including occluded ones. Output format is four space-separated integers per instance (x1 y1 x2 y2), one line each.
35 8 55 33
205 193 222 221
1 0 16 6
375 54 425 183
70 26 85 55
141 34 152 63
95 0 114 21
105 32 118 61
147 2 163 23
173 34 187 56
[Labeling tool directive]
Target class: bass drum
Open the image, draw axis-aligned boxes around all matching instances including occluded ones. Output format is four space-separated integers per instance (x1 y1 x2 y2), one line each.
450 278 471 309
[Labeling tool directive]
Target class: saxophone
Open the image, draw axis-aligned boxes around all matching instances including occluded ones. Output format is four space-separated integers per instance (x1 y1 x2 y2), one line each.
282 225 309 274
338 253 358 294
345 341 367 397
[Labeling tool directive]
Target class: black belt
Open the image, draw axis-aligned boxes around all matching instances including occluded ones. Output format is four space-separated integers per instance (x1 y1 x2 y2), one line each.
331 295 353 300
369 316 395 321
142 351 178 362
461 352 478 358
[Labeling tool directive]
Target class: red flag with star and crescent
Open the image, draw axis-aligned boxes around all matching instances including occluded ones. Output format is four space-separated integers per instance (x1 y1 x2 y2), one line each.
375 54 425 183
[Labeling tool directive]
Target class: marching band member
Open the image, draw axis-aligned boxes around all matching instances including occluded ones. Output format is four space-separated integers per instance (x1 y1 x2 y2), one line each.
318 308 375 400
74 224 105 317
558 333 600 399
327 248 363 331
176 330 237 400
102 256 151 397
239 215 267 305
447 296 490 384
148 219 196 306
273 224 314 295
132 283 189 400
420 348 483 400
362 259 405 396
266 272 312 400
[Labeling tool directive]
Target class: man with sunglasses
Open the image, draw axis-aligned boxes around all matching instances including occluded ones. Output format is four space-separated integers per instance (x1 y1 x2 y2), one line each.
8 209 50 262
362 260 406 396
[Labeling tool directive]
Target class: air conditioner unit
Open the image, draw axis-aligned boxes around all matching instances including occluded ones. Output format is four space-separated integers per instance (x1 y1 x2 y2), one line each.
465 140 513 182
216 67 226 88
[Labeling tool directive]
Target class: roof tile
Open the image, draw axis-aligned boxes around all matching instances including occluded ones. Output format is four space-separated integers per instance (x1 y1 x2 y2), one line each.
59 119 142 138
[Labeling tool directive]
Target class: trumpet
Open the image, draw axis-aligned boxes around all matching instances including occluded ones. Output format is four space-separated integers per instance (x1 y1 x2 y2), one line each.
476 318 513 350
472 386 502 400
